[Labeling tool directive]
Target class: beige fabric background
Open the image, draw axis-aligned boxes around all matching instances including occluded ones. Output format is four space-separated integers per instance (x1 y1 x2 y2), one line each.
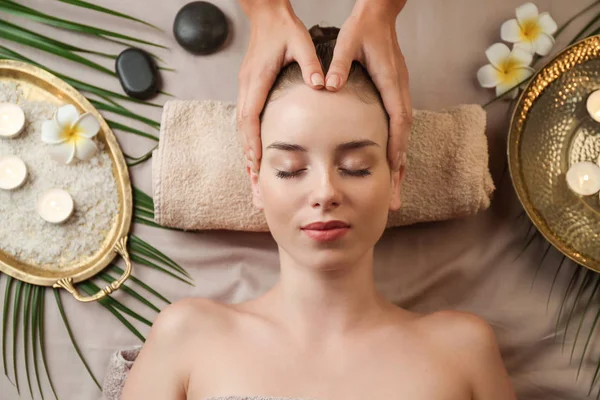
0 0 596 399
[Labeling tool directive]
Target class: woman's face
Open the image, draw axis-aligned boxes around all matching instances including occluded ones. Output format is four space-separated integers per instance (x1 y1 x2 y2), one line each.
249 84 403 271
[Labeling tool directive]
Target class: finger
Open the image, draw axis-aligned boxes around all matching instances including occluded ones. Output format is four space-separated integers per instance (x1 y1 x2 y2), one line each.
369 56 412 171
237 63 280 170
293 38 325 88
325 32 357 91
236 68 250 157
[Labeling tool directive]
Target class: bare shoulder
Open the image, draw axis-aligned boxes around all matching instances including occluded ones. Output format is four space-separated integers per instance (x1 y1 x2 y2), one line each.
418 310 497 346
151 297 236 341
415 310 516 399
121 298 236 399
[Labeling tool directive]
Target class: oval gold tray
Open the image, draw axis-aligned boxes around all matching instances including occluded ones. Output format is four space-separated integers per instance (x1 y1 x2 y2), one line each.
508 35 600 273
0 60 133 302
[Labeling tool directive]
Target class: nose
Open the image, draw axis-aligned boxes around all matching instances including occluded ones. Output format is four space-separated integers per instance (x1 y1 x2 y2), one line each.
308 169 342 210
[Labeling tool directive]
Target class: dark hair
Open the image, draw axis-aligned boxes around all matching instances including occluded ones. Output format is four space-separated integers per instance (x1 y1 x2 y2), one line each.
261 25 385 118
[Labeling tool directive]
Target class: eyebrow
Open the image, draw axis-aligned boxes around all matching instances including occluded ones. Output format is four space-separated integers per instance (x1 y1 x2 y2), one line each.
266 139 380 152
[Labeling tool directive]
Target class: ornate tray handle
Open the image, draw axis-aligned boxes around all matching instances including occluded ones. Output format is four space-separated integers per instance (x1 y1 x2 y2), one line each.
52 236 132 303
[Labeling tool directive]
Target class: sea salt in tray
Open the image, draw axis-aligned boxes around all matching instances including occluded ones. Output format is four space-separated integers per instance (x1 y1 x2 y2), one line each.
0 60 133 300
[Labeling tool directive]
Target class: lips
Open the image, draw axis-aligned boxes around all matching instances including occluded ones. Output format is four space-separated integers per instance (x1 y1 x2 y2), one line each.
301 220 350 230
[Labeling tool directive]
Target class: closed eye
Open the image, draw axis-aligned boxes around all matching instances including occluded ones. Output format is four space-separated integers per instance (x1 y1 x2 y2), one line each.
275 168 372 179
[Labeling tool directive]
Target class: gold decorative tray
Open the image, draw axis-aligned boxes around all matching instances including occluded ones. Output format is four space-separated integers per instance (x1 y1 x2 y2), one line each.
508 35 600 273
0 60 133 302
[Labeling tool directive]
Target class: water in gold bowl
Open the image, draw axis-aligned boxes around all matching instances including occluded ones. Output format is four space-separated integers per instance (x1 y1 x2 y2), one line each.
508 35 600 273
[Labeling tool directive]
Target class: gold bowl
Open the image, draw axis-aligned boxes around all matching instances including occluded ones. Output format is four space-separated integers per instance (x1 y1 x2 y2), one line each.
0 60 133 302
508 35 600 272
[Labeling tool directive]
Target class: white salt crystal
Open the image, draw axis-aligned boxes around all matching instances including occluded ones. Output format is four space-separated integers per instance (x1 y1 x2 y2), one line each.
0 82 119 268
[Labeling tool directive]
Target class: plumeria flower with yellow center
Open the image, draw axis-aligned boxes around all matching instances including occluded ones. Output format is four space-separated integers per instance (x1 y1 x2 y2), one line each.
41 104 100 164
477 43 534 98
501 2 558 56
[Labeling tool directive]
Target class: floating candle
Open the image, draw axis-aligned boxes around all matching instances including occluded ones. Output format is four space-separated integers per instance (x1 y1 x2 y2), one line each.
0 155 27 190
0 103 25 139
566 161 600 196
37 188 74 224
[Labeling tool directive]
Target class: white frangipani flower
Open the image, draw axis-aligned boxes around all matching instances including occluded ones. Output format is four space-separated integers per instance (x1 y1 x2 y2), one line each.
477 43 534 98
41 104 100 164
501 2 558 56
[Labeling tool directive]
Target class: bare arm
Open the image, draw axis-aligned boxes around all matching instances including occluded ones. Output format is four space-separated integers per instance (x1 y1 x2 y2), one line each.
236 0 324 174
431 311 517 400
328 0 411 172
466 319 517 400
120 301 195 400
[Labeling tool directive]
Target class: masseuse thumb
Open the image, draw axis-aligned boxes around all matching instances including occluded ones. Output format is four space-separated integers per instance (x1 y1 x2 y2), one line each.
295 43 324 88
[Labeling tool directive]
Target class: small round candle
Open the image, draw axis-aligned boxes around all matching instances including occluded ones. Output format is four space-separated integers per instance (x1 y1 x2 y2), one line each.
0 155 27 190
37 188 74 224
0 103 25 139
566 161 600 196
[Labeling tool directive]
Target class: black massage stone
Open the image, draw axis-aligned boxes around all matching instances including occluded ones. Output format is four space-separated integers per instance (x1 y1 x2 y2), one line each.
173 1 228 55
115 48 160 100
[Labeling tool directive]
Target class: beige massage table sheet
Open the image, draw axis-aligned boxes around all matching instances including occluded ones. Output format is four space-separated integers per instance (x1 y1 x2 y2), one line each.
0 0 595 399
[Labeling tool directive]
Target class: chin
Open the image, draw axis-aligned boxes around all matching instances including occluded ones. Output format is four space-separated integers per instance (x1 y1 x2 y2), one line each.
299 247 366 271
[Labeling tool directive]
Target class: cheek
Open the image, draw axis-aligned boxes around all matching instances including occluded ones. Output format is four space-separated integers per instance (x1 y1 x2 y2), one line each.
355 176 392 209
258 177 301 229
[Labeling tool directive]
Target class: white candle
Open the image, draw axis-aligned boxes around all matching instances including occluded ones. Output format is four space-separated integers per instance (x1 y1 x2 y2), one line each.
0 103 25 139
0 155 28 190
566 161 600 196
37 188 74 224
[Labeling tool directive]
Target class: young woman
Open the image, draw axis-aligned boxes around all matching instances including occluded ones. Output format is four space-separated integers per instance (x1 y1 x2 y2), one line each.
121 26 516 400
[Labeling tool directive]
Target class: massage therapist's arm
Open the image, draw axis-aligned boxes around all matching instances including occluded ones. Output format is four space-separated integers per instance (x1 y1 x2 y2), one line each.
120 302 194 399
329 0 412 172
236 0 324 174
237 0 411 174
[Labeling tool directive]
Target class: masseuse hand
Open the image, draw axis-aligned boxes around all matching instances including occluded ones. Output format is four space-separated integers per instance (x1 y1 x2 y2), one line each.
327 0 411 172
237 0 324 173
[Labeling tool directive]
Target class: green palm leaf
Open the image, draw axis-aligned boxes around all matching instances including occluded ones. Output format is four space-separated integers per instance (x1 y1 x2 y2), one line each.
80 281 153 326
0 23 116 76
0 0 168 49
0 1 196 397
556 265 582 341
586 307 600 394
31 285 44 400
562 269 593 351
109 264 171 305
0 19 117 59
76 283 146 342
130 253 194 286
22 283 33 399
531 243 554 290
56 0 163 31
129 234 192 280
547 256 569 312
12 279 22 395
555 0 600 38
0 44 162 108
126 148 156 167
573 276 600 366
107 120 159 141
39 289 58 400
89 99 161 129
2 275 14 386
53 288 101 391
97 271 161 313
569 11 600 45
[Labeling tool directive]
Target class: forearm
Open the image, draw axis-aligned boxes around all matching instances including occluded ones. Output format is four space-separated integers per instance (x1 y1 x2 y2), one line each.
353 0 407 19
238 0 293 19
